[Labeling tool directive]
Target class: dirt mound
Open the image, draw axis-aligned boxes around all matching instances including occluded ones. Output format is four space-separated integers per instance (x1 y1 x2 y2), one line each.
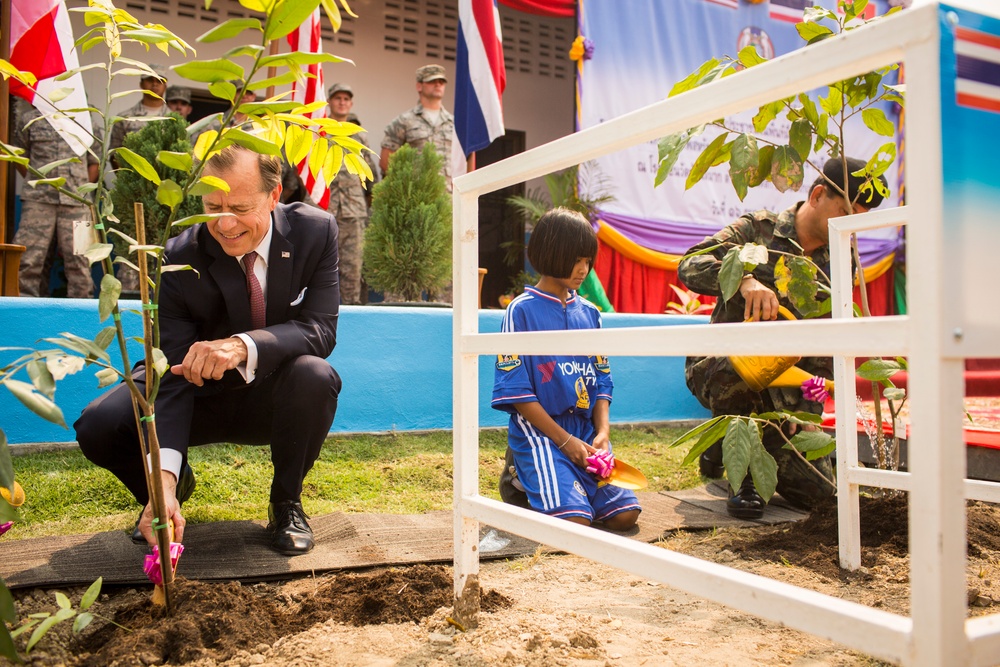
8 565 510 667
727 496 1000 579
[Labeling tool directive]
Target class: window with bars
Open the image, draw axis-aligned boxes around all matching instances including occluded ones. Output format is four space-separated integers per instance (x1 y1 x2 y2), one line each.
383 2 571 79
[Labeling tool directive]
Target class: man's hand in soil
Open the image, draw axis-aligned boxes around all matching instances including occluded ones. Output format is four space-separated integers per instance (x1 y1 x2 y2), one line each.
170 337 248 386
138 469 186 546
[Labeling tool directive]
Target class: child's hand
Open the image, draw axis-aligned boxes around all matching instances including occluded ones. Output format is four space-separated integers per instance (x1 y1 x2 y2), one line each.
591 431 611 453
585 450 616 479
559 436 594 468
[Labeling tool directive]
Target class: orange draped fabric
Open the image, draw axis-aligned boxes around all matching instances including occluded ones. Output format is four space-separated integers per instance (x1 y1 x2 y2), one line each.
595 241 896 316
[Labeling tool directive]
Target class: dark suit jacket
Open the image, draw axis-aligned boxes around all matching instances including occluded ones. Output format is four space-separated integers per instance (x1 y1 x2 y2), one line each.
152 201 340 454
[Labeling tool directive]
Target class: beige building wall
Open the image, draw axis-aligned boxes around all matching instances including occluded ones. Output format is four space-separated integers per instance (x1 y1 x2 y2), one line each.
67 0 575 166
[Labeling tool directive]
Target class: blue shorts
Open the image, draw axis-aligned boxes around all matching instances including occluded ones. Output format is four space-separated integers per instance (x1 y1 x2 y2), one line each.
508 412 642 522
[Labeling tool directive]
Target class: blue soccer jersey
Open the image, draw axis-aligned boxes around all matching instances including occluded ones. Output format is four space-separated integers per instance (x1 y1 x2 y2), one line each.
492 286 640 522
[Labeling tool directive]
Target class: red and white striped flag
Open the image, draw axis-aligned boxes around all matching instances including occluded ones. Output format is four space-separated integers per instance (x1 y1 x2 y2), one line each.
287 9 331 209
9 0 93 156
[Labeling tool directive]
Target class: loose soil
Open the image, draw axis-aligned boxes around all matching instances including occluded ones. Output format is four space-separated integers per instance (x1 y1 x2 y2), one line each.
4 498 999 667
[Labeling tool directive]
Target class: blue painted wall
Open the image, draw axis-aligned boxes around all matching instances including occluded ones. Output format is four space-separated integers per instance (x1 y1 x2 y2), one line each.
0 297 710 445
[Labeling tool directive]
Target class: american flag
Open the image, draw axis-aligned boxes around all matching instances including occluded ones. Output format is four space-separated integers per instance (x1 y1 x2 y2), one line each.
287 9 331 209
769 0 810 24
955 26 1000 114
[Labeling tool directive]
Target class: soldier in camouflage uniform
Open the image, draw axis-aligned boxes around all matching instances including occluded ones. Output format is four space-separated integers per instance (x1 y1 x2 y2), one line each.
380 64 455 191
11 98 101 298
109 64 168 161
678 158 885 518
326 83 380 305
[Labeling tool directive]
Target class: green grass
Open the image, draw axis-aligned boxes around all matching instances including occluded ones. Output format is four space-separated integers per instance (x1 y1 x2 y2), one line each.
6 424 700 540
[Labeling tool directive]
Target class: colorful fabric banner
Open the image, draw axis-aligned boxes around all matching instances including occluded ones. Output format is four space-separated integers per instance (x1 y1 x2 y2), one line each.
497 0 574 18
454 0 507 158
9 0 93 156
287 9 331 209
954 26 1000 113
768 0 811 24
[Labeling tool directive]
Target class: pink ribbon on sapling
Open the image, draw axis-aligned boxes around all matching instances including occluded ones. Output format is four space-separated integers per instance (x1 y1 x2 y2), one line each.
143 542 184 585
586 450 616 479
801 376 830 403
0 522 12 537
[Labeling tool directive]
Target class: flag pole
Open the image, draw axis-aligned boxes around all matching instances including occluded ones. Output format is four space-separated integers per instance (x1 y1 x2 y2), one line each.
1 0 12 243
264 38 279 100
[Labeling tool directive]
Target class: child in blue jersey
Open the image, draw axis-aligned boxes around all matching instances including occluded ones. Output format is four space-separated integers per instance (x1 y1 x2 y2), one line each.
492 208 641 529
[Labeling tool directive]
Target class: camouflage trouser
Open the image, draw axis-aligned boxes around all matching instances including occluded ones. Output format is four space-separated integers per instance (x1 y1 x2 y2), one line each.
14 200 94 298
687 355 835 509
337 215 365 305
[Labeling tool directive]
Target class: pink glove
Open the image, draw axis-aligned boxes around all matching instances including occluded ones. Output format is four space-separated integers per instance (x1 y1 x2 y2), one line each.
0 521 12 537
586 450 616 479
801 376 830 403
143 542 184 585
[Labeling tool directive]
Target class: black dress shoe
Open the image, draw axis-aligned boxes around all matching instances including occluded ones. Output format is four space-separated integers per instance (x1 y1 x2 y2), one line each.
130 464 196 544
267 500 314 555
698 441 724 478
726 475 765 520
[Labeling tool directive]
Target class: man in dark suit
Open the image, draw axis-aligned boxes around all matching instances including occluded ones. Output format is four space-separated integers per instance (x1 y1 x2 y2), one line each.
75 145 342 555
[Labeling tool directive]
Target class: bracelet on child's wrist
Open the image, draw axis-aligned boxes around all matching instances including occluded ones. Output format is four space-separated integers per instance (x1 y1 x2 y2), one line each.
558 434 572 449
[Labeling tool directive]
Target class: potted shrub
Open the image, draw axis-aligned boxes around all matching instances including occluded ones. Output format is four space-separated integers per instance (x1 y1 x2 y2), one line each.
363 144 451 303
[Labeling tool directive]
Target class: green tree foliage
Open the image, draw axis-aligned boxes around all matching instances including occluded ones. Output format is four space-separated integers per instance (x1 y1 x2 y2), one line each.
109 112 202 273
363 144 451 302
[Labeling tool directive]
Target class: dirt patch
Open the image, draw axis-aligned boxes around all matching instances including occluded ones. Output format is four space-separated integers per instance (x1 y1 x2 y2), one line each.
3 499 999 666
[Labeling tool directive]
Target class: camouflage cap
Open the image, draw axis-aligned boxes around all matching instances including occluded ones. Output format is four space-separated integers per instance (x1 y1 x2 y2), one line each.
327 83 354 98
415 64 447 83
165 86 191 104
143 63 169 81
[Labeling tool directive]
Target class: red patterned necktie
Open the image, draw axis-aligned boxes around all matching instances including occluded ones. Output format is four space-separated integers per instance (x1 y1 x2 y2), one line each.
242 251 266 330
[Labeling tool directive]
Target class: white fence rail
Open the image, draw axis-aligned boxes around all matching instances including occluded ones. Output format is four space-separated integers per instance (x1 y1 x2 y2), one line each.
452 3 1000 665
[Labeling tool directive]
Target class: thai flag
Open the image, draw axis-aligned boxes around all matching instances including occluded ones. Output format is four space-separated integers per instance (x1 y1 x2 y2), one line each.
769 0 810 24
287 9 331 209
955 26 1000 114
453 0 506 160
705 0 739 8
9 0 93 156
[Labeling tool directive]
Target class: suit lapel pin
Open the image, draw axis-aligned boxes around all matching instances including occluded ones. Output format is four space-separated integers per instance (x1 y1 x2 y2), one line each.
281 251 290 258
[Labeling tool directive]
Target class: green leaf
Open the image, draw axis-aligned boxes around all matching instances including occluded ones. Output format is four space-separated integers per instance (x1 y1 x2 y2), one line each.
79 578 102 612
788 119 812 163
264 0 322 41
857 358 904 381
719 246 744 302
861 107 895 137
151 348 169 377
749 144 774 188
115 147 160 185
769 145 804 193
680 417 731 467
156 151 192 172
222 128 281 156
775 255 820 316
173 59 244 84
737 45 767 69
883 387 906 401
789 430 835 453
99 274 122 323
752 100 784 134
94 326 117 353
36 156 81 177
196 175 230 194
783 411 824 425
26 177 67 190
748 435 778 500
3 380 67 428
722 419 754 492
669 58 722 97
156 179 184 208
0 577 16 623
95 368 119 388
728 134 758 201
83 243 113 266
42 333 110 363
197 17 261 43
654 131 691 187
222 44 265 60
27 614 62 652
73 613 94 634
171 213 225 228
248 71 299 91
796 21 834 44
686 133 728 190
285 124 312 167
803 6 837 23
0 430 13 501
55 592 71 610
208 80 237 102
258 51 350 68
667 416 726 449
819 88 843 117
26 359 56 400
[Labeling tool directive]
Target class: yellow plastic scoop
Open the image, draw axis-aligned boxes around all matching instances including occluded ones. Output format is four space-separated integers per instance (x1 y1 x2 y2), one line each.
0 481 25 507
598 458 648 490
